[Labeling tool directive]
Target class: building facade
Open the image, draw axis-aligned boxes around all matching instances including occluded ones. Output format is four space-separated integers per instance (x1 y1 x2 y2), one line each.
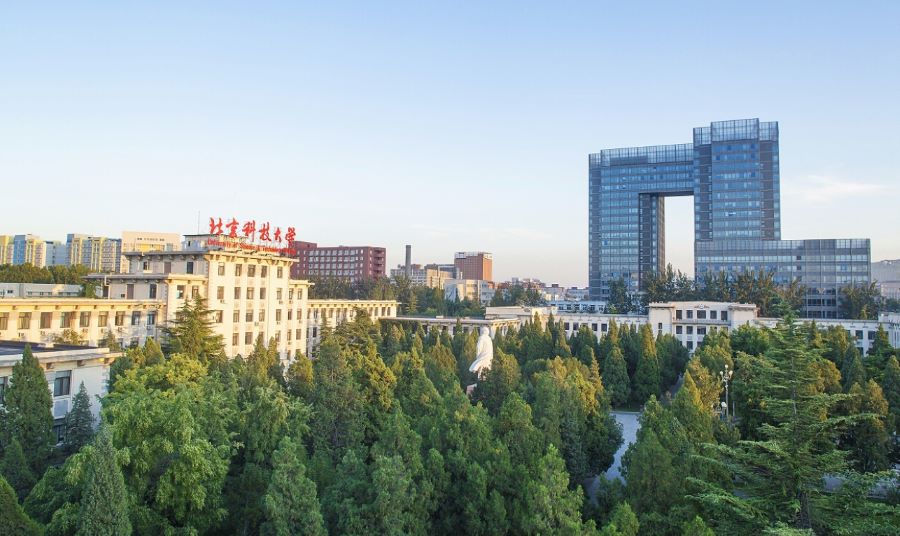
66 234 123 272
454 252 493 281
120 230 181 273
305 299 398 356
589 118 870 318
290 241 387 282
12 235 46 267
0 283 83 299
444 279 495 304
389 263 457 288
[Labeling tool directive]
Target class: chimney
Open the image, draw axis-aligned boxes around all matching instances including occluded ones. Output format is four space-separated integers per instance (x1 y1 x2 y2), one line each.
405 245 412 276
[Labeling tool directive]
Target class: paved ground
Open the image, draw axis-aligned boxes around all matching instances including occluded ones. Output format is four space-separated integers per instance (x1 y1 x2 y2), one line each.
605 410 640 481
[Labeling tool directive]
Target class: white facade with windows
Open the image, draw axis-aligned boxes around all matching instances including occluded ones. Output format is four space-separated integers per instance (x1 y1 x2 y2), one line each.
306 299 398 356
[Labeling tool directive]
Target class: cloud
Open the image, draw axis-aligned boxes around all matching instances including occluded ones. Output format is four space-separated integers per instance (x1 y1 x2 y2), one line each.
785 175 888 204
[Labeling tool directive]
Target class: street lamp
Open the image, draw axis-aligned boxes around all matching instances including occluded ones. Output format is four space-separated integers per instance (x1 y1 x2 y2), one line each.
720 364 734 422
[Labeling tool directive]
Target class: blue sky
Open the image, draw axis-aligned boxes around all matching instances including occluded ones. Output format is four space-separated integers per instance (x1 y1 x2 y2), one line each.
2 1 898 286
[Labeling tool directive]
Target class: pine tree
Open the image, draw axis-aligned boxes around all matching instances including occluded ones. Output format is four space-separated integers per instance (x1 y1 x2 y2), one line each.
602 346 630 407
99 329 122 352
77 426 131 536
286 351 314 400
844 380 891 472
163 296 225 363
681 515 715 536
0 438 36 501
0 474 41 536
142 337 165 366
520 445 597 534
671 374 713 444
65 382 95 453
600 502 639 536
4 344 54 474
632 325 660 404
882 356 900 435
262 437 326 536
841 346 867 391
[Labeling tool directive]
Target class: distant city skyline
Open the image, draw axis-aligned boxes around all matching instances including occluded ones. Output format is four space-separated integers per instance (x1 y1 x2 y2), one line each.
2 2 898 287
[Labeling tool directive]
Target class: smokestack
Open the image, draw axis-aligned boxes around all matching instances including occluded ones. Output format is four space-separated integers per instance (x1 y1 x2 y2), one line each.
405 245 412 276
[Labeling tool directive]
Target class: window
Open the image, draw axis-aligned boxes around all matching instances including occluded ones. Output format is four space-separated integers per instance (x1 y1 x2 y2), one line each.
697 310 706 319
676 325 683 334
277 267 283 278
18 312 31 330
259 309 265 322
0 313 7 330
710 310 717 320
687 341 694 350
276 310 282 322
687 326 694 335
235 264 243 277
54 370 71 397
312 327 318 338
245 332 253 344
686 310 693 319
233 310 240 323
214 311 223 323
176 285 185 299
246 310 254 322
142 260 150 271
186 261 194 274
698 327 706 336
287 329 292 341
855 330 863 340
261 266 268 278
217 286 225 300
147 311 157 326
296 328 301 340
721 311 728 321
868 331 876 340
260 288 267 300
276 289 283 300
247 287 255 300
115 311 126 326
149 284 157 299
0 376 7 404
288 289 294 300
658 322 662 331
218 262 226 276
274 331 281 343
40 312 52 329
98 312 108 326
676 309 683 320
191 286 199 299
234 287 241 299
232 333 239 346
53 419 66 445
60 312 74 328
131 311 142 326
287 309 293 321
79 312 91 328
248 265 256 277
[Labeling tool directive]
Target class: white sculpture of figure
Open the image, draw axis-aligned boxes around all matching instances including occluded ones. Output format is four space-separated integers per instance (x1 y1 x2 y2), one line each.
468 326 494 378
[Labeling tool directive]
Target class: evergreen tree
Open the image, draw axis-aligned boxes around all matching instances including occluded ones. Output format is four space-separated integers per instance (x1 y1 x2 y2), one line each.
65 382 95 453
262 437 326 536
681 515 715 536
286 351 314 400
671 374 713 444
142 337 165 366
472 349 521 416
844 380 891 472
162 296 225 363
3 344 54 474
77 426 131 536
0 474 41 536
841 346 867 391
882 356 900 435
99 329 122 352
602 346 630 408
520 444 597 535
0 438 36 501
632 325 660 404
599 502 639 536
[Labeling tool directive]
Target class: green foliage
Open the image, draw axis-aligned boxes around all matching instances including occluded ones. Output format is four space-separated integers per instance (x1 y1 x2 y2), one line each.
1 439 36 501
472 349 521 415
64 382 94 454
0 474 42 536
681 515 715 536
607 277 633 314
600 502 639 536
842 380 891 472
3 344 54 474
0 263 91 284
162 296 226 363
839 282 882 320
631 325 660 404
262 437 326 536
602 346 630 407
77 426 131 536
882 356 900 435
286 352 314 399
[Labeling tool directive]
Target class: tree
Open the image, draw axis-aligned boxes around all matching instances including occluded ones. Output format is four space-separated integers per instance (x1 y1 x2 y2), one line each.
77 426 132 536
3 344 54 474
520 444 597 535
842 346 867 392
607 277 633 314
631 325 660 404
600 502 639 536
839 282 882 320
681 515 715 536
0 439 36 501
262 437 326 536
882 356 900 435
472 349 521 415
0 475 41 536
65 382 95 453
52 328 87 346
286 352 314 400
602 346 630 408
163 296 225 363
843 380 891 472
99 329 122 352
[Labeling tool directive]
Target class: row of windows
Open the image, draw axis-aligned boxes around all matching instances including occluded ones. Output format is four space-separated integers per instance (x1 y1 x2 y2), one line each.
214 286 299 301
0 310 156 330
231 329 301 346
221 263 285 279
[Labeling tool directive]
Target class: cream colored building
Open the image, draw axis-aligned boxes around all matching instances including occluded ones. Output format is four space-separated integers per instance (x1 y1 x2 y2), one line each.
66 234 122 272
12 235 46 267
0 342 120 443
0 235 11 265
120 231 181 273
306 299 398 356
444 279 495 304
0 283 83 299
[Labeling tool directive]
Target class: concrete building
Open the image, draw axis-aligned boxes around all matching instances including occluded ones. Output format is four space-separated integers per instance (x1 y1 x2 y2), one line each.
550 300 608 314
393 315 521 338
589 118 871 318
120 231 181 273
44 241 68 266
305 298 398 355
0 283 83 299
66 234 123 272
0 236 11 265
389 263 457 288
454 252 493 282
0 341 121 443
290 241 387 282
12 235 46 267
444 279 495 304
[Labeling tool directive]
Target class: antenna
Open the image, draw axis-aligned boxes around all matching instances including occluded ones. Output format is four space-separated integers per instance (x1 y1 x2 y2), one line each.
197 211 200 234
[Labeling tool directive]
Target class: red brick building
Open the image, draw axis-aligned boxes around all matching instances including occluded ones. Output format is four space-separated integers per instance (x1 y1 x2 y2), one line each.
290 241 386 282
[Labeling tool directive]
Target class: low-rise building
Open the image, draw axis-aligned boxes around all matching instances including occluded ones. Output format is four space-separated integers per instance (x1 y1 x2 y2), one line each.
393 315 521 338
389 263 457 288
0 283 83 299
0 341 120 443
120 231 181 273
290 241 386 282
444 279 495 304
305 299 398 355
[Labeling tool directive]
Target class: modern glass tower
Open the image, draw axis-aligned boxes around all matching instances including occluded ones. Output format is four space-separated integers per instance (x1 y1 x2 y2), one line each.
588 118 870 318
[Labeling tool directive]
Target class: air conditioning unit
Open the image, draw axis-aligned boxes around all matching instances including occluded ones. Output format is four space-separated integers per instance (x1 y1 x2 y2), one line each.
53 399 70 419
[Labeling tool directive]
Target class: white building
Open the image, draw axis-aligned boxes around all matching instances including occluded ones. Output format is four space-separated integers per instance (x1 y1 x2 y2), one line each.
120 231 181 273
306 299 398 355
0 283 83 299
444 279 495 304
0 342 120 443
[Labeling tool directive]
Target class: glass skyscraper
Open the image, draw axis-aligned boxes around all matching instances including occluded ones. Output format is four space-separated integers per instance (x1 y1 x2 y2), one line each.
589 118 870 318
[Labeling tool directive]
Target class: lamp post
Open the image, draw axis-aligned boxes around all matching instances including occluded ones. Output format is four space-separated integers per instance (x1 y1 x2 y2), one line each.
720 364 734 422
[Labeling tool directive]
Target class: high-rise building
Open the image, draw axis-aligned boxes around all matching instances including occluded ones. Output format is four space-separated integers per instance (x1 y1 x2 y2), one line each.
120 231 181 272
290 241 386 281
44 241 68 266
588 118 870 318
0 236 13 265
454 251 493 281
12 235 46 267
66 234 122 272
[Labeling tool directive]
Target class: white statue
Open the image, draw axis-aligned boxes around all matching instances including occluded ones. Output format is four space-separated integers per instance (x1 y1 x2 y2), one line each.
468 326 494 378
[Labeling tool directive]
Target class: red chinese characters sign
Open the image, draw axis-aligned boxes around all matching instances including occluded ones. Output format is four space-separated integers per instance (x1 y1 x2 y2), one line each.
207 217 297 256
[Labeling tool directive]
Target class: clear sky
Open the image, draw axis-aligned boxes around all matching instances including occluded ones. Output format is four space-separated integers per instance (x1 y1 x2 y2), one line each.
2 1 898 287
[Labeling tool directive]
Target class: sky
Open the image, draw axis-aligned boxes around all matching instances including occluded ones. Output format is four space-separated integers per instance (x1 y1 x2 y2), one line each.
2 1 899 287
